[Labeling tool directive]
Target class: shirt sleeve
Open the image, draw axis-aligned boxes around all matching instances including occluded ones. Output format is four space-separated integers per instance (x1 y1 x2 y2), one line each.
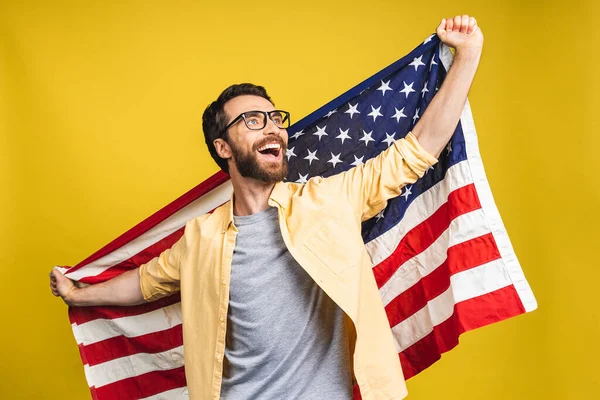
318 132 438 222
138 224 189 302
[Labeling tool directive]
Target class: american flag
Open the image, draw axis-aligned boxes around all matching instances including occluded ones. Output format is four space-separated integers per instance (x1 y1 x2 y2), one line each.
57 35 537 399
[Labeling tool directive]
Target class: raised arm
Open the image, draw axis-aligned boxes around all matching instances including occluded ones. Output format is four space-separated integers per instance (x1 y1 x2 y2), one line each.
50 267 145 307
412 15 484 157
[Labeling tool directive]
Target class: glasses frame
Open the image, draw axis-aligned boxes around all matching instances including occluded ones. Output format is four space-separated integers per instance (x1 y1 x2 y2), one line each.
219 110 290 137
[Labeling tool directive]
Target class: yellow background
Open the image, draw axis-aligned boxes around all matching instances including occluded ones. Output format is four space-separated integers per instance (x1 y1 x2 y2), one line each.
1 0 598 399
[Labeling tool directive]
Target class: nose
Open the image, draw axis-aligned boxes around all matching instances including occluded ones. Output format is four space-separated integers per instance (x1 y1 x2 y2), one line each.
263 116 282 136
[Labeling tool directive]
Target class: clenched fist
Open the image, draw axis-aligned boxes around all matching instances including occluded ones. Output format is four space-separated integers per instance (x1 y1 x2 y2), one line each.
436 15 483 53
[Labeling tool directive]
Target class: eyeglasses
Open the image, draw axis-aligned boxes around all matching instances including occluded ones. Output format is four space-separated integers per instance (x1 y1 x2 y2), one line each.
220 110 290 136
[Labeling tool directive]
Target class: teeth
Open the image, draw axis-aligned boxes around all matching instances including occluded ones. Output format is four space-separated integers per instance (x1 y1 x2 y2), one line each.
257 143 281 152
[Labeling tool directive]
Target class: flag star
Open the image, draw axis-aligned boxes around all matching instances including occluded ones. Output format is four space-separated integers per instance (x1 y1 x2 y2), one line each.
345 103 360 119
375 209 385 222
325 109 337 118
412 108 420 123
328 152 343 168
359 130 375 146
351 155 364 166
383 132 396 147
423 34 435 44
391 107 407 123
409 55 425 71
446 142 453 154
368 105 383 122
421 81 429 98
296 173 309 184
425 165 435 174
336 128 352 144
304 149 319 165
290 129 305 140
377 80 392 96
286 146 296 160
430 55 438 71
313 125 328 140
400 81 415 98
401 185 413 201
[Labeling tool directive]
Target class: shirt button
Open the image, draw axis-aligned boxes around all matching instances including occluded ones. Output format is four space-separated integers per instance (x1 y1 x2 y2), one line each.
216 354 221 361
221 279 226 285
219 316 224 322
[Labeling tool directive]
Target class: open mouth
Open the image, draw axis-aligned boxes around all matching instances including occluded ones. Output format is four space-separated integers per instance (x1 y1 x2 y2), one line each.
256 143 282 162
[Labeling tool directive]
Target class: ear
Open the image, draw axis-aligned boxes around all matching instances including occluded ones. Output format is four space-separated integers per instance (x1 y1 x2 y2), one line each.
213 138 232 160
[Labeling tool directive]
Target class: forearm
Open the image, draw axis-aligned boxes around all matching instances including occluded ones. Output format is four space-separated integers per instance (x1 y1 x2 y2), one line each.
412 48 482 158
67 268 146 307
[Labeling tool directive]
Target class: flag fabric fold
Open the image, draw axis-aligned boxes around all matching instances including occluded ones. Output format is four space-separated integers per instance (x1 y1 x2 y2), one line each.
58 35 536 399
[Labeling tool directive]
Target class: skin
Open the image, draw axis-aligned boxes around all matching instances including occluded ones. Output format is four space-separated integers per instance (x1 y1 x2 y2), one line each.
50 15 484 307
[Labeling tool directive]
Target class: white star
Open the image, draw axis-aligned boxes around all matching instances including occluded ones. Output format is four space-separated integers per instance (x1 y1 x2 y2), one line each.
367 105 383 122
430 56 438 71
412 108 420 123
345 103 360 119
351 155 364 166
409 55 425 71
383 132 396 147
391 107 407 123
423 34 435 44
328 152 343 168
400 81 415 98
446 142 453 154
359 130 374 146
375 209 385 222
296 173 309 184
421 81 429 98
401 185 412 201
325 109 337 118
336 128 352 144
304 149 319 165
286 146 296 160
290 129 305 140
425 165 435 174
377 80 392 96
313 125 328 141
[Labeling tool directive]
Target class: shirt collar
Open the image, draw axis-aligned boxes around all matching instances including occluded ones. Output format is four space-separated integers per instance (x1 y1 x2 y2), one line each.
221 181 289 234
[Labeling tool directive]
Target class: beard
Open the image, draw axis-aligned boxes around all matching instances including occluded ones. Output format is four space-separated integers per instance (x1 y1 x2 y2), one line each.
229 137 288 183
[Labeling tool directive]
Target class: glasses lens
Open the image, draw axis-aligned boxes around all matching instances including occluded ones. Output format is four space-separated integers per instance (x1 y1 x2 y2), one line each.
269 111 290 129
243 111 267 130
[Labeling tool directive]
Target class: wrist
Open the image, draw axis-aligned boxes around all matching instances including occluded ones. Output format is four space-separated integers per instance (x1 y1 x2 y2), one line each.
455 46 483 59
63 286 79 307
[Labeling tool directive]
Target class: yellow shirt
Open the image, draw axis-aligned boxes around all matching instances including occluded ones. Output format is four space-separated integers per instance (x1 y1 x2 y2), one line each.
139 132 437 400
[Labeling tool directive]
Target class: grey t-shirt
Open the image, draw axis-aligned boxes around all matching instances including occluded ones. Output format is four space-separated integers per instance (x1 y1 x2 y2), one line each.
220 207 353 400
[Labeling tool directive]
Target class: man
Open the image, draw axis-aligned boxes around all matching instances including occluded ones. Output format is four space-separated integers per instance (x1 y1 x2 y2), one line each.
51 15 483 400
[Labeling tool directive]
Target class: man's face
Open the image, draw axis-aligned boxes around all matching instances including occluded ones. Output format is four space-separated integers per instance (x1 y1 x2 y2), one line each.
221 95 289 183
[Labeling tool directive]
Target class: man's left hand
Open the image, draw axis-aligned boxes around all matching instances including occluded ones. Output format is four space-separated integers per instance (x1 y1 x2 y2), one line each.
436 15 483 54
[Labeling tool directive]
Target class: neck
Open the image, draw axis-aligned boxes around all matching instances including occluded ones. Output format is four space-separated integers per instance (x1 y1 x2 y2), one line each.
229 170 277 216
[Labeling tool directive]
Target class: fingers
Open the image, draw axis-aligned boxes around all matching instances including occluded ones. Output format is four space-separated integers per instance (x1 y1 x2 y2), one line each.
443 15 477 35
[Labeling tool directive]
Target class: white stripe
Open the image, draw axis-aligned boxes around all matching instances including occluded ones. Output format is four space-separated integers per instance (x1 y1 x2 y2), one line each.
379 208 491 306
72 303 182 345
439 43 537 312
85 346 184 388
138 386 189 400
390 258 512 352
365 160 474 266
64 181 232 280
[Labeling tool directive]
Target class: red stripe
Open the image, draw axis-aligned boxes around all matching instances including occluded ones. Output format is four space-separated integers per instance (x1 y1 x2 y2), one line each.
77 228 185 285
79 324 183 366
373 183 482 288
398 285 526 379
67 170 230 274
385 233 500 328
90 366 186 400
69 294 181 325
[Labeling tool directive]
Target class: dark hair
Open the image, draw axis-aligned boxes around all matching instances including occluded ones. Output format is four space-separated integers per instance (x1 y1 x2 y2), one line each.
202 83 274 173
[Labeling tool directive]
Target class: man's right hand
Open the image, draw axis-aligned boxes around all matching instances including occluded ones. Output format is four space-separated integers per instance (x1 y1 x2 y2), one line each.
49 266 146 307
50 269 81 306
